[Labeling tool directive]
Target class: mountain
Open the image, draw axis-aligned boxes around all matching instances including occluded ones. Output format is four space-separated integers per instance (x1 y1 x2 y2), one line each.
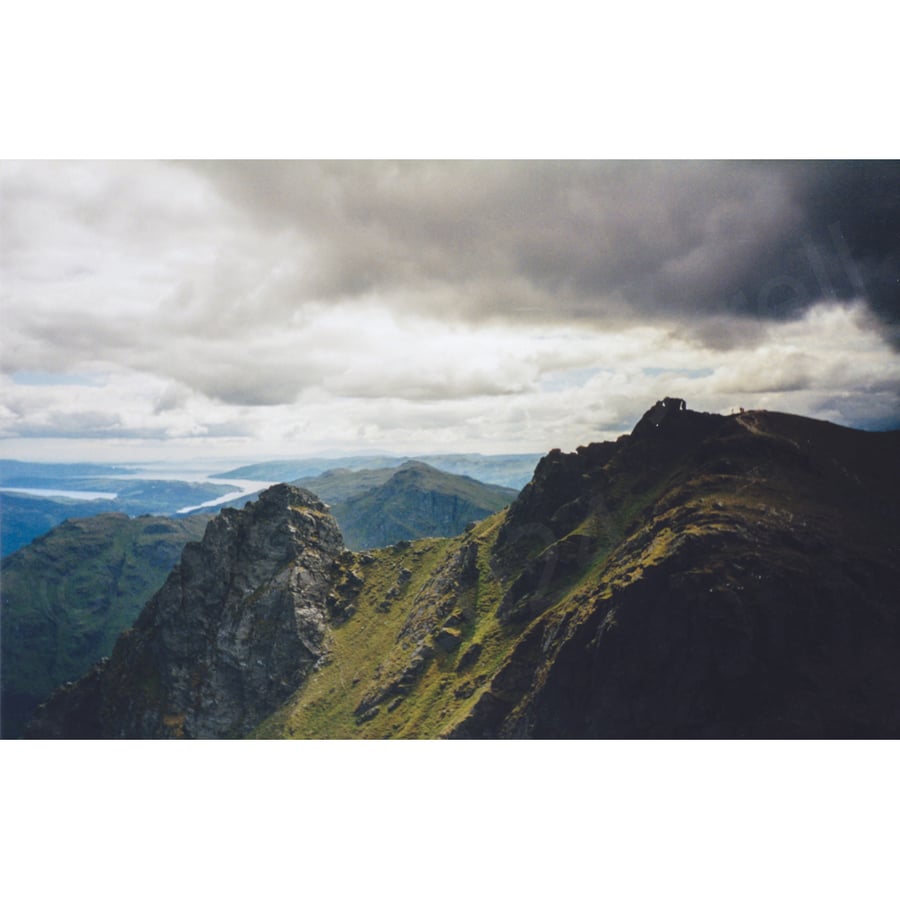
189 462 519 550
1 512 210 737
329 461 519 550
1 492 120 556
3 463 517 735
213 453 541 490
294 466 397 503
402 454 543 489
26 399 900 739
0 460 137 481
212 456 404 482
1 479 239 556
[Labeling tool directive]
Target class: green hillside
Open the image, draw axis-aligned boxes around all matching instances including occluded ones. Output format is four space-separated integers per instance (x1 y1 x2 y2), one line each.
330 461 519 550
1 512 210 737
294 466 397 503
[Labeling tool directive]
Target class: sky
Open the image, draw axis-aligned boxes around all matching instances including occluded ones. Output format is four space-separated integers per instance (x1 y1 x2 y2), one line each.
2 160 899 464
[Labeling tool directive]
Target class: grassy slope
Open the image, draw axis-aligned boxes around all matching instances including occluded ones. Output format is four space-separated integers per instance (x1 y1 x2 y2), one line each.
253 448 676 739
252 516 509 739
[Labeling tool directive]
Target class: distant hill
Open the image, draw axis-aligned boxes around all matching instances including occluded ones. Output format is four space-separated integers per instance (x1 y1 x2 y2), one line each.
0 460 137 481
1 479 239 557
406 454 542 489
1 512 210 737
212 456 404 483
1 492 119 556
330 461 519 550
294 466 397 503
187 461 520 550
213 453 541 490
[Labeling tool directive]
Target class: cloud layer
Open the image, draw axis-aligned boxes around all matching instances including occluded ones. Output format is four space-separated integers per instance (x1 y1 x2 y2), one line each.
2 161 898 461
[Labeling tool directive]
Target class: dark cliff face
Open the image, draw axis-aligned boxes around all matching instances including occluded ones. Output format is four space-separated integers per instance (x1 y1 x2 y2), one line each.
450 402 900 738
27 484 345 738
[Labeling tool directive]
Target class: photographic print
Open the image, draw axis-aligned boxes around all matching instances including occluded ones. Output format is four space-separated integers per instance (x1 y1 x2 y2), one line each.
2 160 899 740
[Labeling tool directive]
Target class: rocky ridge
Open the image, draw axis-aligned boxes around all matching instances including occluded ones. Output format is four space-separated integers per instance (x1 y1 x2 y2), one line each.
26 400 900 739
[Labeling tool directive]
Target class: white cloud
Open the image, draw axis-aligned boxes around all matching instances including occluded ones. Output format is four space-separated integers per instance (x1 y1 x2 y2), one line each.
1 162 898 463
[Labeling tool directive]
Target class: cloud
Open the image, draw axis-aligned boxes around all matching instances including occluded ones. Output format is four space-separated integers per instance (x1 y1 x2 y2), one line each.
185 160 900 339
1 161 898 460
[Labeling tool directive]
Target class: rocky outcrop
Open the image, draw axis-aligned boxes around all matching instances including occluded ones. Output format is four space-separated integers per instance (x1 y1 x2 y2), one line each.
27 484 344 738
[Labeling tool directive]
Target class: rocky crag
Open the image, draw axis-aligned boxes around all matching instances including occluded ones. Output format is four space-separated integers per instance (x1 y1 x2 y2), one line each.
27 485 344 738
27 400 900 739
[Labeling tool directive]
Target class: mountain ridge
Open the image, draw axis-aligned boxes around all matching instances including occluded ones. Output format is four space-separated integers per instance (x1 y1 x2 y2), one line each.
25 400 900 739
213 453 542 490
187 461 519 551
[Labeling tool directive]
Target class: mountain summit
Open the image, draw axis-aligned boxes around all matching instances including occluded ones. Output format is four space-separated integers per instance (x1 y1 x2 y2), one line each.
27 401 900 738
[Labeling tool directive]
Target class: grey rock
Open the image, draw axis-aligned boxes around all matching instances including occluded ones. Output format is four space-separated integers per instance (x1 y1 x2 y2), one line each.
27 484 345 739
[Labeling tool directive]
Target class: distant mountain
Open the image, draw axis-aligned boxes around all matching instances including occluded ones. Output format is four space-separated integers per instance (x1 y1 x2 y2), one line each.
29 400 900 739
213 453 541 490
330 461 519 550
1 479 239 556
1 492 119 556
212 456 404 483
187 462 519 550
1 512 210 737
108 480 240 514
409 454 542 489
294 466 397 503
0 460 137 481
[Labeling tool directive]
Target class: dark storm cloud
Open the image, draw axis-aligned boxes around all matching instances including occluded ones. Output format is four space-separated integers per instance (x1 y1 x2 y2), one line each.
794 160 900 344
186 160 900 347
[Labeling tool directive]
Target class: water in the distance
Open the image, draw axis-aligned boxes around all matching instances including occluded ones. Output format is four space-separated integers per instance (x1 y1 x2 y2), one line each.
0 488 119 500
